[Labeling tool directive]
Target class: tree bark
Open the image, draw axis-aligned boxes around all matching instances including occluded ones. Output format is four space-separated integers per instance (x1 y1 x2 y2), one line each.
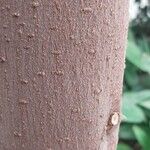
0 0 129 150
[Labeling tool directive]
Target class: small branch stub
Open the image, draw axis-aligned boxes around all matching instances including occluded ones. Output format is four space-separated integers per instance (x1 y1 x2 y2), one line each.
20 79 28 84
0 56 6 63
19 99 28 105
32 1 40 8
12 12 20 18
110 112 119 126
37 71 46 76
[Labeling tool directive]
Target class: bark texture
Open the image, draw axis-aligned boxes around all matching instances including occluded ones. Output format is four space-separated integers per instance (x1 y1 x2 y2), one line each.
0 0 129 150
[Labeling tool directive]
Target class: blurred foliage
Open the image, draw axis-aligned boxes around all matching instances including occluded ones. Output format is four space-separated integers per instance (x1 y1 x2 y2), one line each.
118 0 150 149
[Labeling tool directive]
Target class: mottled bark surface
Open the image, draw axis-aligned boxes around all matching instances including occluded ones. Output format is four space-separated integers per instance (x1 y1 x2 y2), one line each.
0 0 129 150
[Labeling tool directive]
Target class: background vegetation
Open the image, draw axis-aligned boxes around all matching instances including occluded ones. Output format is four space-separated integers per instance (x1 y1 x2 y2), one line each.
118 0 150 150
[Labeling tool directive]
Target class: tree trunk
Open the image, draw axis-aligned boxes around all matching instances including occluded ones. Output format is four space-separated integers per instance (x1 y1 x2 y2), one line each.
0 0 129 150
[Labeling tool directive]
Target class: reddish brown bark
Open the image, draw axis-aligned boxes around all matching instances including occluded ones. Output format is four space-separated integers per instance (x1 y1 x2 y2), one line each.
0 0 129 150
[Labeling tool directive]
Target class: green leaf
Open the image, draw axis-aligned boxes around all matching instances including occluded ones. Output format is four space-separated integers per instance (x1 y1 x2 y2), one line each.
122 91 150 123
126 41 150 73
119 123 135 140
138 74 150 89
117 143 132 150
139 100 150 110
133 125 150 150
124 61 139 89
141 108 150 118
128 29 135 41
137 37 150 54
